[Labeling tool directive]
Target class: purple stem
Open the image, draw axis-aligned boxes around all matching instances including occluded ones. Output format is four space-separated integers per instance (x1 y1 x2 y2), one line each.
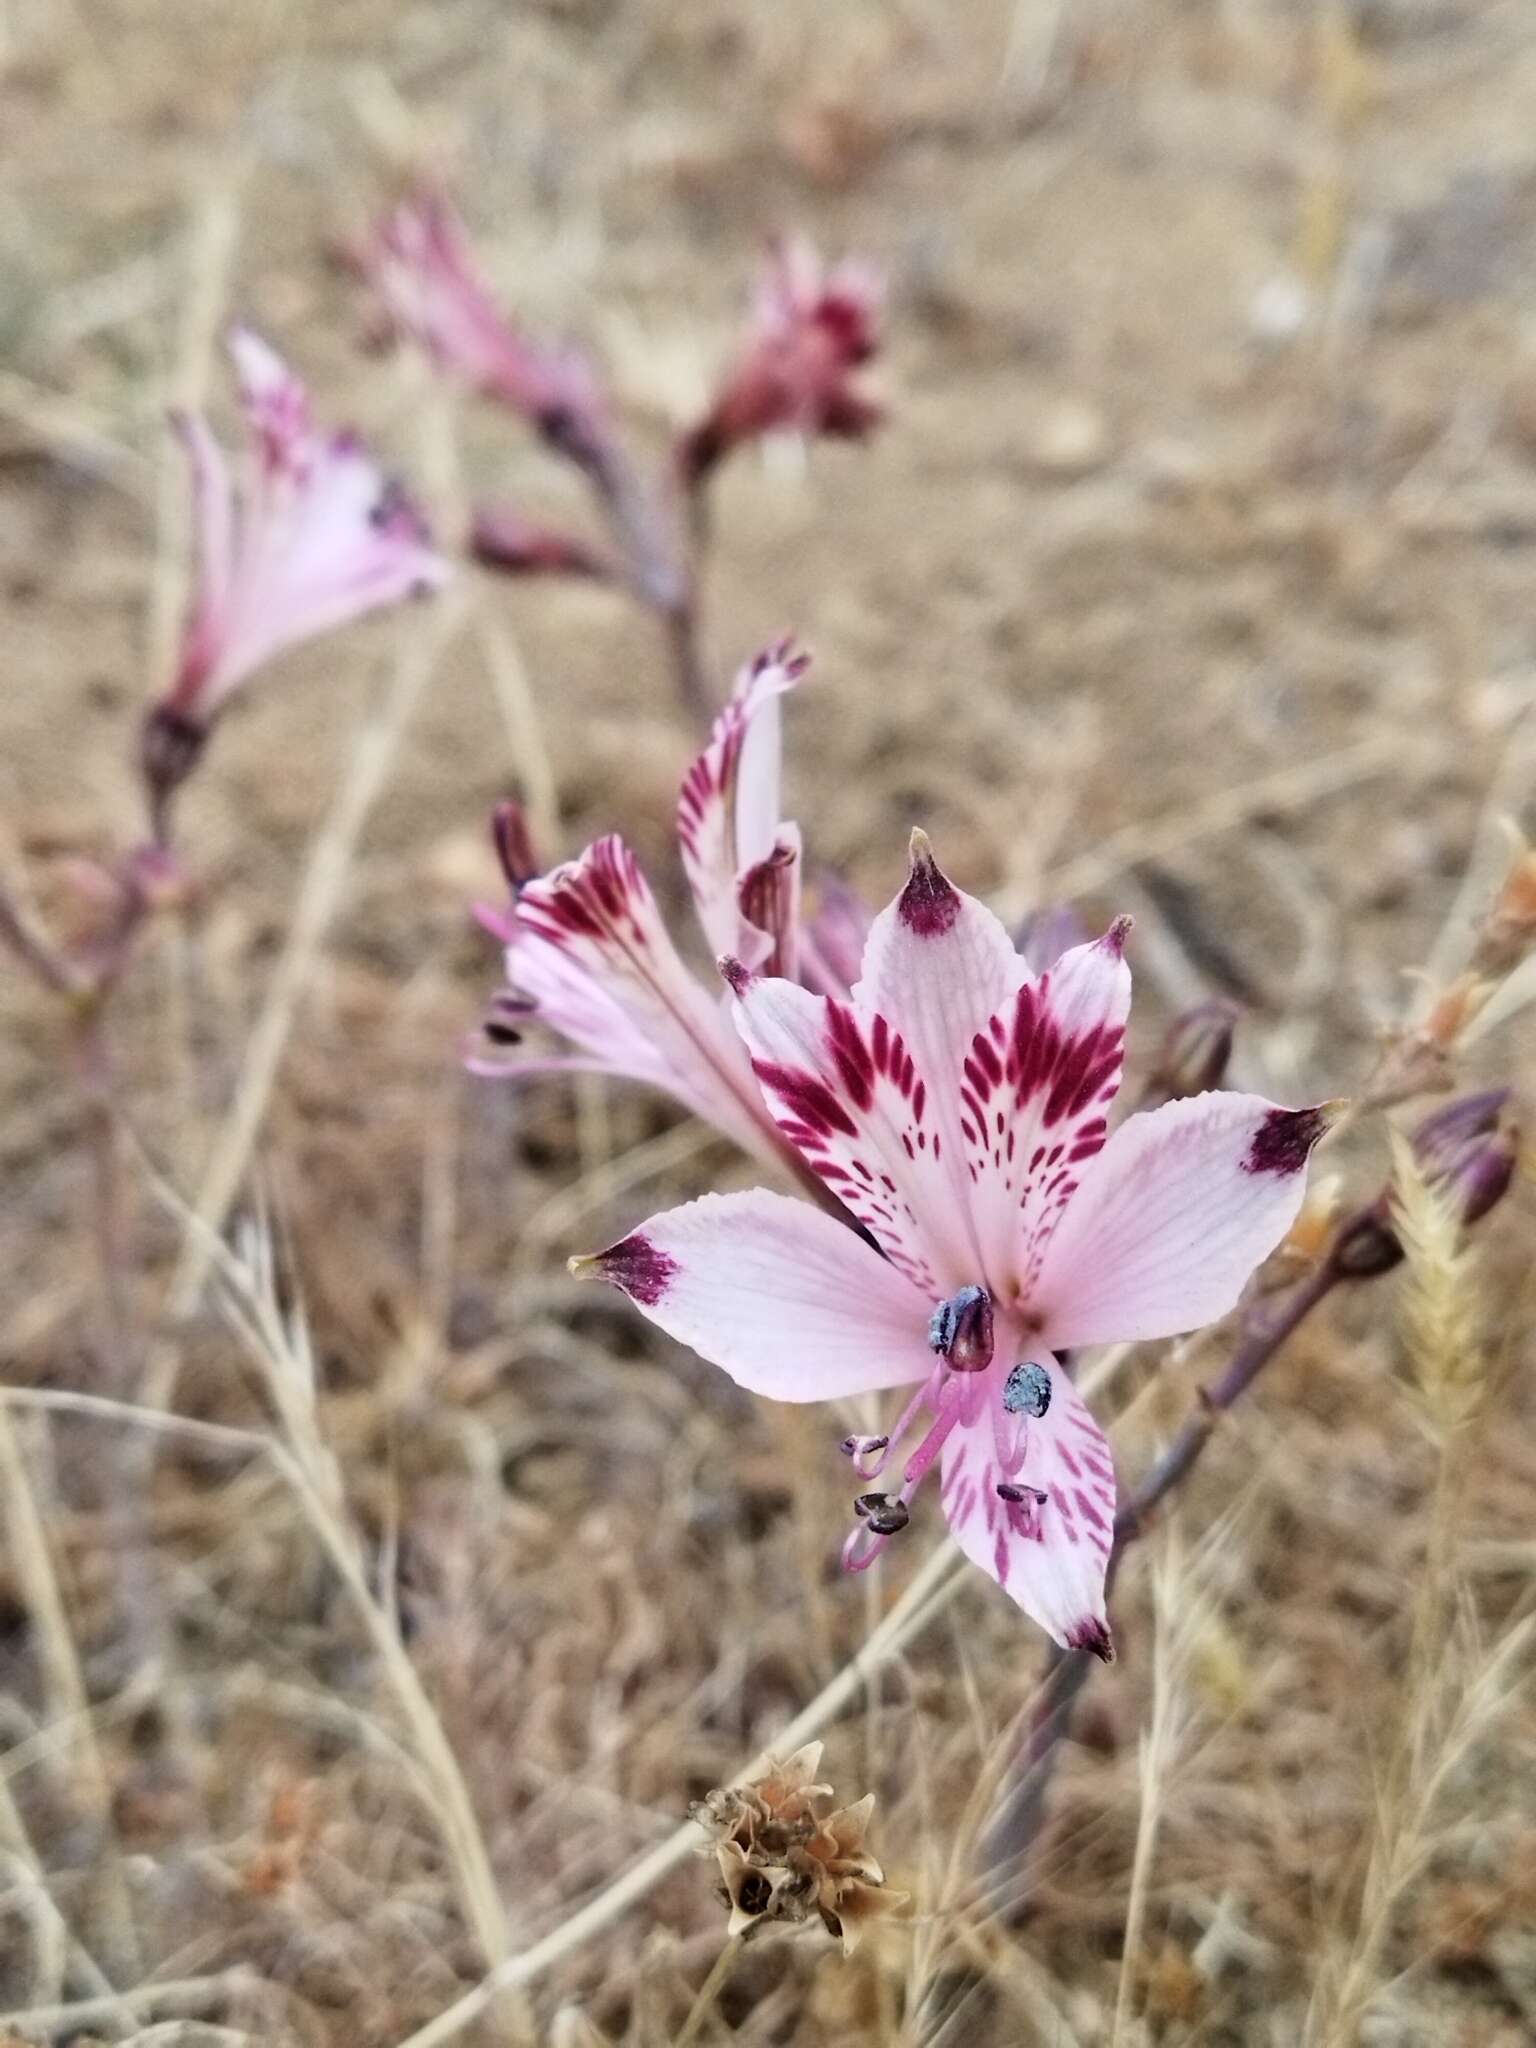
979 1256 1344 1905
538 406 711 728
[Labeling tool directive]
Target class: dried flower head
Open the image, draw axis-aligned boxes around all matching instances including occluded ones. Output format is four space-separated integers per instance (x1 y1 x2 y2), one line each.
690 1743 906 1953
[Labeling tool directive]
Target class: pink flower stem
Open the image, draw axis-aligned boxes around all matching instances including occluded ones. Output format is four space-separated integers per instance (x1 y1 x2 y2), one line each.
976 1239 1386 1911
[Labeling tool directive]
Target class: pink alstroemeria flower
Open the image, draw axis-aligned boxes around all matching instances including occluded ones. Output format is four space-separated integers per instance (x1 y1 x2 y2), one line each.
360 190 606 443
164 328 447 727
578 835 1331 1655
475 644 829 1172
679 236 884 483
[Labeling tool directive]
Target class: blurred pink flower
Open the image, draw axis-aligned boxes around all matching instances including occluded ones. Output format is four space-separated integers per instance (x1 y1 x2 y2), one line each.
473 643 825 1170
579 834 1330 1654
680 236 884 482
359 190 606 444
163 329 447 729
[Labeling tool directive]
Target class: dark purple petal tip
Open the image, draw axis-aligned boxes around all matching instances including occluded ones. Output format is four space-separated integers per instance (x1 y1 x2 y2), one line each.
1100 914 1134 958
573 1233 678 1306
718 954 753 996
898 829 961 937
1067 1617 1115 1663
1244 1103 1335 1177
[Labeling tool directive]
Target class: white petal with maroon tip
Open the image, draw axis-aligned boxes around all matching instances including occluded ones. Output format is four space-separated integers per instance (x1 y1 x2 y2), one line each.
1027 1092 1332 1349
677 646 806 968
851 836 1031 1275
960 924 1132 1300
730 972 968 1293
512 835 782 1167
581 1189 935 1401
939 1362 1115 1655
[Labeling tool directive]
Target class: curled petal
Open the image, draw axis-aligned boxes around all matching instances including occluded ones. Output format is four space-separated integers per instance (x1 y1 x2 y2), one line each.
574 1188 934 1401
1029 1091 1336 1349
676 640 809 967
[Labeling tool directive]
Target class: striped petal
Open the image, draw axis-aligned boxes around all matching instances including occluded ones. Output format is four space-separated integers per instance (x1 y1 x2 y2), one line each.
960 923 1131 1304
939 1360 1115 1656
510 835 784 1167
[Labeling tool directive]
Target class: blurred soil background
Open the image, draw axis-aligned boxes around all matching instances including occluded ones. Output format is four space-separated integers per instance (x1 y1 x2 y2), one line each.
2 0 1536 2042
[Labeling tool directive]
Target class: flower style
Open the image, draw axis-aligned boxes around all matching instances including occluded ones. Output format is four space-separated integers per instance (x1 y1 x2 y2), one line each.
474 642 829 1172
678 235 884 483
153 329 447 759
577 834 1331 1656
358 189 607 446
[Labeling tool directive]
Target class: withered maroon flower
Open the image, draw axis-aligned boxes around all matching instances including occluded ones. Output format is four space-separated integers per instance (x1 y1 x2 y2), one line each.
679 235 884 482
579 834 1331 1656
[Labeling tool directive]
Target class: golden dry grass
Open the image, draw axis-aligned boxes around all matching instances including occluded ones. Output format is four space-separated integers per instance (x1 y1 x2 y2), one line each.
3 1 1536 2043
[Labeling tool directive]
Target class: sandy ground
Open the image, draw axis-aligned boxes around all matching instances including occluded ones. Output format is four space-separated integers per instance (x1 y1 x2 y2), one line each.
2 1 1536 2043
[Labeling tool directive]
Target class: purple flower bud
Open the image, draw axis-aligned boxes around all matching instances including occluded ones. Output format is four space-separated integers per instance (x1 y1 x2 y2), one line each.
1330 1089 1518 1280
1150 999 1239 1100
491 801 540 895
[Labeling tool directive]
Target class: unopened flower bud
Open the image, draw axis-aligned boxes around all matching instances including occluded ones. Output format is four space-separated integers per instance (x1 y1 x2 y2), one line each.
1149 998 1239 1100
491 801 540 895
470 509 612 580
1330 1089 1518 1280
927 1284 994 1371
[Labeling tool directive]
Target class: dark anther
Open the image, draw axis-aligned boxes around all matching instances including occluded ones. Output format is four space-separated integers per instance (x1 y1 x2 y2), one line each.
996 1481 1047 1505
483 1020 522 1047
928 1284 994 1372
840 1433 888 1460
1003 1362 1052 1418
854 1492 910 1536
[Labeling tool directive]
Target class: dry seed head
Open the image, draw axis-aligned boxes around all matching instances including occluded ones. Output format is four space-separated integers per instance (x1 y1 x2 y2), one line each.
691 1747 906 1952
